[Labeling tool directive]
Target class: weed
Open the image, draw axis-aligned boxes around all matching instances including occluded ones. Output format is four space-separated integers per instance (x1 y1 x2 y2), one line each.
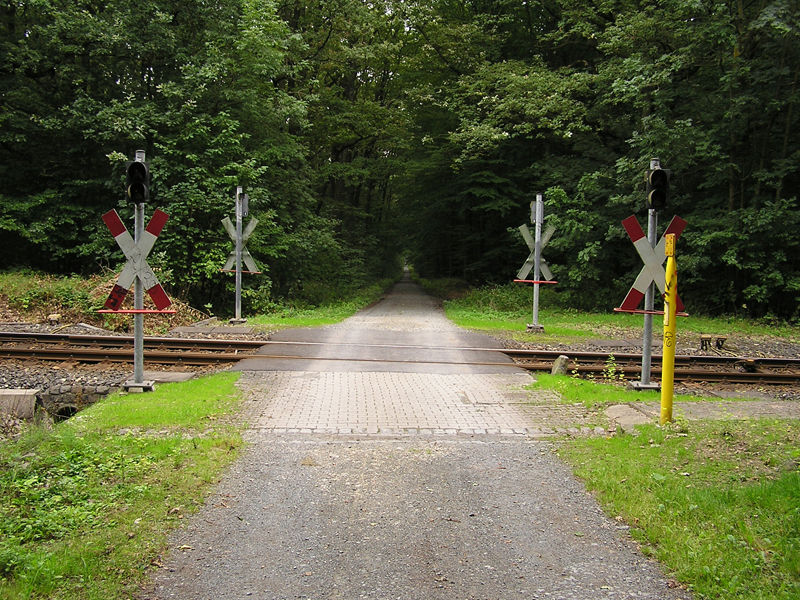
602 354 626 382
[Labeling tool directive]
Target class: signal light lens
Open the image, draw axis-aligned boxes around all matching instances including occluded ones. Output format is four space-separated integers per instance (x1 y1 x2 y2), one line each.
126 161 150 203
646 168 670 211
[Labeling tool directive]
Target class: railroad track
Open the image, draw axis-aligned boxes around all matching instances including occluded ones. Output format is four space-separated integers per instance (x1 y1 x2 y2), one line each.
1 332 798 384
0 331 266 365
502 348 800 385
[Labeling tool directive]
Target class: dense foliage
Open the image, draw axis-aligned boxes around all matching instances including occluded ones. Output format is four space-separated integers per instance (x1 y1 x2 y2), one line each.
1 1 798 319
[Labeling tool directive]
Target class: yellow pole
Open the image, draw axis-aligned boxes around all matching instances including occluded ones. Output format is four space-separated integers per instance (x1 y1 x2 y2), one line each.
660 233 678 424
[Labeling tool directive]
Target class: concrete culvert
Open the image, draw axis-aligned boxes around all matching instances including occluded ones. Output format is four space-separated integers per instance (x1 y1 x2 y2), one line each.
54 405 78 421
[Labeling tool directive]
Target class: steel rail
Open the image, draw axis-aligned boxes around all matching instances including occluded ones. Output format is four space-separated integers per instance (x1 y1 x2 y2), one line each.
513 361 800 384
0 346 248 365
1 346 797 383
0 331 266 351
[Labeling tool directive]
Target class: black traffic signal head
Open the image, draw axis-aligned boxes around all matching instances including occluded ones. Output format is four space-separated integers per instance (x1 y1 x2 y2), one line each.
125 160 150 203
646 167 670 211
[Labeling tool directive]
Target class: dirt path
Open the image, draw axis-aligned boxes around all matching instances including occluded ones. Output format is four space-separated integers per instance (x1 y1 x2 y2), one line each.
144 279 690 599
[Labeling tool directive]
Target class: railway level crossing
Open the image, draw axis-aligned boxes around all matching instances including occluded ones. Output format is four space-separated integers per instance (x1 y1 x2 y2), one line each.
99 151 174 391
515 193 557 331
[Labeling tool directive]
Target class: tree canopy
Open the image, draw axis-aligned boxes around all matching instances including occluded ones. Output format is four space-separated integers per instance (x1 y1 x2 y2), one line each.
1 0 798 319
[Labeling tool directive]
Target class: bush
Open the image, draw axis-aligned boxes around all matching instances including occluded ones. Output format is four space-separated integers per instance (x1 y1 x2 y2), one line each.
445 283 561 314
0 270 100 318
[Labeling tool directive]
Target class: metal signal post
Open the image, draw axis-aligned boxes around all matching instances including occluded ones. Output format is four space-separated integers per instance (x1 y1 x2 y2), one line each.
222 186 260 324
616 158 686 391
101 150 175 392
514 193 557 332
532 194 544 329
234 186 245 323
130 151 147 388
99 150 175 391
637 158 665 390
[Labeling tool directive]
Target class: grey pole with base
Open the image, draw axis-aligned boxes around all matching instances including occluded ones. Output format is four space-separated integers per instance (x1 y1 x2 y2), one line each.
222 187 258 324
530 193 544 331
516 193 556 332
129 149 153 391
632 157 662 391
230 186 248 324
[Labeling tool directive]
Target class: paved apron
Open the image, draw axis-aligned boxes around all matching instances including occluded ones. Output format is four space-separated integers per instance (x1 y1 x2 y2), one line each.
145 279 690 600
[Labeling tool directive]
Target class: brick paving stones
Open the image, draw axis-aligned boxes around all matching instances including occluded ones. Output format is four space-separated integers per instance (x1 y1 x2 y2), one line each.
233 278 608 437
238 371 598 437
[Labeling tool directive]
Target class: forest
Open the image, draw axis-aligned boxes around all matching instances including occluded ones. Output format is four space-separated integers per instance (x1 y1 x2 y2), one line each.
1 0 798 320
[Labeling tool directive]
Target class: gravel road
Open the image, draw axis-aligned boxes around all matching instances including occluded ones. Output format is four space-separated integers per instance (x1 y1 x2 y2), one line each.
146 438 688 600
144 278 691 599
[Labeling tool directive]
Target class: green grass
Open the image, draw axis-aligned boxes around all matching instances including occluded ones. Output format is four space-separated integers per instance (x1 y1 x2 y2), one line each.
249 302 368 327
447 307 596 338
420 281 800 342
530 373 654 408
249 278 395 329
0 372 244 599
560 419 800 599
70 373 242 431
528 372 758 409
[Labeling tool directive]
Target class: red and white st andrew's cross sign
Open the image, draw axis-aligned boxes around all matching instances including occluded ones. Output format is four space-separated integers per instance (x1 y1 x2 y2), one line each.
619 214 687 313
102 209 171 311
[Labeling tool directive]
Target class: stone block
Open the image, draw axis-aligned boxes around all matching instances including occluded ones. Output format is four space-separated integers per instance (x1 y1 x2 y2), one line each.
551 355 571 375
0 388 40 420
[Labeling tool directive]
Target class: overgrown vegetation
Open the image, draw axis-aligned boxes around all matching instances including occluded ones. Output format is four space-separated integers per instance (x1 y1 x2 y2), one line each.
0 271 101 320
0 270 209 334
0 372 243 599
560 419 800 599
0 270 396 329
2 1 798 320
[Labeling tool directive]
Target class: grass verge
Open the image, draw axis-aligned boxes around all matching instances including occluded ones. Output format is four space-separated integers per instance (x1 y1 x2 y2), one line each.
529 373 716 408
559 419 800 599
249 278 395 329
418 280 800 342
0 371 243 599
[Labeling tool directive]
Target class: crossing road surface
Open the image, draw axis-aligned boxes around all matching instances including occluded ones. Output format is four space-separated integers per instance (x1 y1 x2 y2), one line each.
145 278 690 600
232 277 521 375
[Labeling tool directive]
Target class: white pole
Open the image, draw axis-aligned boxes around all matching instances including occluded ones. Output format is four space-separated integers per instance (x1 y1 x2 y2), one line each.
639 157 661 388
